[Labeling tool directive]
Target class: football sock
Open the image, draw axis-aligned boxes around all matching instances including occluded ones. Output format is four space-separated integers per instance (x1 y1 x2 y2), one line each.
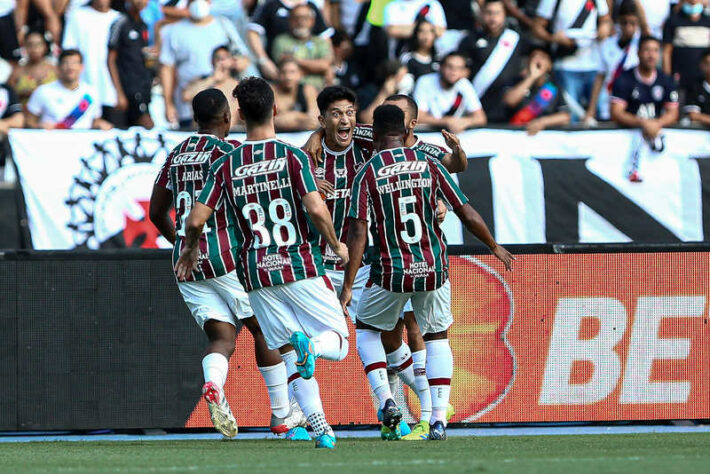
386 342 416 393
283 350 328 434
202 352 228 388
258 362 290 419
387 369 399 395
356 329 392 409
311 330 349 361
425 339 453 426
412 349 432 422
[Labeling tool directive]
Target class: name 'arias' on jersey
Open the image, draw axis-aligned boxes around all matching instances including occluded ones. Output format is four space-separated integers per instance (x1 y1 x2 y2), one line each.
198 139 324 291
155 134 241 282
349 147 469 293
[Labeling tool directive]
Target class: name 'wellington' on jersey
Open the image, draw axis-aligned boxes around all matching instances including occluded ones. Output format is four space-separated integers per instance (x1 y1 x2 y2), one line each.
155 134 240 282
198 139 324 291
349 147 469 292
315 140 371 271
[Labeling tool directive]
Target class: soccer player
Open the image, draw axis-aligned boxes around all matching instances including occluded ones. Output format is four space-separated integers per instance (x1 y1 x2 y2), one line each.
176 78 350 449
149 88 306 439
341 104 513 440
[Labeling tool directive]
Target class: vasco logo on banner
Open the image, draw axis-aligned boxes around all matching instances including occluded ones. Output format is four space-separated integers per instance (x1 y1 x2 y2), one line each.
65 133 177 249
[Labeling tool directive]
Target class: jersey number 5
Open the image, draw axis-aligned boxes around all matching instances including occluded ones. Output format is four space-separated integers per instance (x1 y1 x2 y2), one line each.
398 195 422 244
242 198 297 248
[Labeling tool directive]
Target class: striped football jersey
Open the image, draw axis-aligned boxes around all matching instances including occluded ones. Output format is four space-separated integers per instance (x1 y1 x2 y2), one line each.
314 140 372 270
353 123 448 161
349 147 469 292
198 139 324 291
154 134 241 282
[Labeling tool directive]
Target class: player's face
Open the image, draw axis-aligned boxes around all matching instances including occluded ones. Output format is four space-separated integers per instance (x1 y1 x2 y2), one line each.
416 22 436 51
619 14 638 40
383 98 416 133
59 55 83 83
320 99 356 148
638 41 660 69
440 56 468 87
483 2 506 33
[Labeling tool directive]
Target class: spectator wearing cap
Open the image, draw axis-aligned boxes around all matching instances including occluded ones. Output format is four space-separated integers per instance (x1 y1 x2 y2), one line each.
458 0 525 123
684 48 710 127
400 19 439 82
7 31 57 107
271 58 320 131
663 0 710 94
247 0 332 80
611 36 679 148
503 45 570 135
62 0 121 123
159 0 252 129
586 0 641 122
25 49 112 130
271 4 333 90
413 51 486 132
108 0 154 129
532 0 613 121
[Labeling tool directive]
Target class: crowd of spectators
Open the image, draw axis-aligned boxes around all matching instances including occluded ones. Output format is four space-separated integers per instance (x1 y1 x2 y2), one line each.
1 0 710 146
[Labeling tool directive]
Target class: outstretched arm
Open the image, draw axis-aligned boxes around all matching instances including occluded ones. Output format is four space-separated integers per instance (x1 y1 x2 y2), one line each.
454 203 514 270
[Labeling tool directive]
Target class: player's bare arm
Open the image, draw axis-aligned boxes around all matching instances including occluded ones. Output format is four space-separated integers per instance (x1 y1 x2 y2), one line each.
302 191 348 265
340 217 368 315
440 129 467 173
148 185 176 245
303 127 325 164
175 202 214 280
455 203 515 271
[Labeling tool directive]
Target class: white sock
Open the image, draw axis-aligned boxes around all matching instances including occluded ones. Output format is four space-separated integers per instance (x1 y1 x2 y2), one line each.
202 353 229 388
282 350 327 434
386 343 416 392
425 339 453 426
258 362 290 418
356 329 391 409
412 349 432 422
311 330 349 361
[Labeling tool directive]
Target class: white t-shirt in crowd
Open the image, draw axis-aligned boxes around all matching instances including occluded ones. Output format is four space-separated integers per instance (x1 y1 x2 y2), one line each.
160 17 242 121
537 0 609 72
413 72 481 118
599 32 640 87
26 80 101 129
62 6 121 107
0 0 15 17
383 0 447 28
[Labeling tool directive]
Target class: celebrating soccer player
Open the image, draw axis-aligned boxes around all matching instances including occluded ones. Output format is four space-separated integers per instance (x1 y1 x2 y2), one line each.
341 104 513 441
176 78 350 449
149 89 307 440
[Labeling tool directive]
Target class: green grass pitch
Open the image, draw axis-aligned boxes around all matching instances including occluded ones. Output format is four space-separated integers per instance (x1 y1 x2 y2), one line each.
1 433 708 473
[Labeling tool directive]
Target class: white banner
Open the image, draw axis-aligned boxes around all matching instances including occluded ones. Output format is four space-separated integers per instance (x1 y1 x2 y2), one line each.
9 127 710 249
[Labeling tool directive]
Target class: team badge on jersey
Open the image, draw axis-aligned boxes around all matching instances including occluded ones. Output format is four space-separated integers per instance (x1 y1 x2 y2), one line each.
66 132 177 249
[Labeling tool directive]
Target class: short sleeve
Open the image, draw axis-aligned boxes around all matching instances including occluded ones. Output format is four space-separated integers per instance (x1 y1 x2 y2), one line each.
312 3 330 36
291 149 319 197
427 1 447 28
108 16 123 50
662 15 675 44
248 2 268 35
86 87 102 121
348 165 371 220
61 11 80 49
663 77 679 107
197 156 227 209
461 80 482 113
536 0 556 19
596 0 609 17
158 24 176 66
432 159 468 209
26 85 44 116
611 74 631 105
683 82 702 114
155 150 174 190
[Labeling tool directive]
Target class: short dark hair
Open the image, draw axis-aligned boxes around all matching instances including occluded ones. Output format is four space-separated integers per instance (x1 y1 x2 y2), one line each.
316 86 357 114
212 45 230 62
484 0 504 6
639 35 661 49
331 29 350 48
373 104 405 137
527 43 552 58
59 48 82 63
385 94 418 120
193 88 229 125
233 77 274 125
441 51 469 68
617 0 639 17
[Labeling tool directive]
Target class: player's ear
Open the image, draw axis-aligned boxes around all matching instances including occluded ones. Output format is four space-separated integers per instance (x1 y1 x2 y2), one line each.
272 103 278 117
238 108 245 121
318 114 325 129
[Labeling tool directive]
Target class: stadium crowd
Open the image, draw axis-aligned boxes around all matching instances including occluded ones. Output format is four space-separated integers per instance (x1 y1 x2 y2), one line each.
1 0 710 139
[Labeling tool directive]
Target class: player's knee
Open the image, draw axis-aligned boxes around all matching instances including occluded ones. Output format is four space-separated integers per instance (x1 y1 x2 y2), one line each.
242 316 262 336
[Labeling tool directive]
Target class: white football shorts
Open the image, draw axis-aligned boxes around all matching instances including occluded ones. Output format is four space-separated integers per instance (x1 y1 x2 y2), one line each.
357 280 452 334
178 271 253 329
248 276 350 350
325 265 370 322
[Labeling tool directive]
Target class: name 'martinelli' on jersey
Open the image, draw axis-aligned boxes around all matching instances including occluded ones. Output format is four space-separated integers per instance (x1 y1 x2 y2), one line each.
377 161 428 178
234 157 287 178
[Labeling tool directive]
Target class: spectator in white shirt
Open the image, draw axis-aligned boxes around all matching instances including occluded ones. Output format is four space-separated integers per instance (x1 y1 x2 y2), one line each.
62 0 121 122
384 0 447 42
532 0 613 121
25 49 112 130
413 51 487 132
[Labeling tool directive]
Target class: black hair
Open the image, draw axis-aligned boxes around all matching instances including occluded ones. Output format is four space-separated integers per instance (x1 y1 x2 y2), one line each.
59 48 82 63
192 88 229 126
639 35 661 49
331 29 350 48
212 45 230 62
407 19 437 57
441 51 469 68
483 0 504 6
385 94 418 120
617 0 639 17
373 104 406 137
233 77 274 125
317 86 358 115
527 43 552 58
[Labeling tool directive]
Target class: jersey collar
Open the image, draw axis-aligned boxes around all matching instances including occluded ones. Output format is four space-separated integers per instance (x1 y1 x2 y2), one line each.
322 138 353 156
634 67 657 86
